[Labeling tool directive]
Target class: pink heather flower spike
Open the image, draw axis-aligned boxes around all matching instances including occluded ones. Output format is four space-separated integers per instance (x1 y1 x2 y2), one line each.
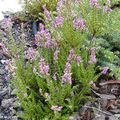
103 6 112 13
43 5 51 20
2 17 13 29
89 0 101 8
51 105 63 111
0 42 5 49
73 18 85 30
39 23 45 31
56 0 64 14
44 40 52 48
1 59 11 64
53 16 64 28
67 49 76 61
62 72 72 84
54 50 60 61
101 67 109 74
39 58 49 75
76 56 82 67
62 62 72 84
4 59 17 76
75 0 81 4
64 62 71 73
103 0 112 13
25 48 37 61
88 48 97 64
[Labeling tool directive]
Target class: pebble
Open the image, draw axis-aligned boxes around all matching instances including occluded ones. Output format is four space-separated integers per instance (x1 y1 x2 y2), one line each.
0 69 6 75
110 109 120 114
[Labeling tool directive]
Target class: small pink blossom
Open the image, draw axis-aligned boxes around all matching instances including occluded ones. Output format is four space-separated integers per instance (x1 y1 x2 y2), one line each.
53 16 64 28
1 59 11 64
2 17 13 29
53 72 57 80
25 48 37 61
51 105 63 111
103 6 112 13
44 40 52 48
88 48 97 64
3 59 17 76
89 0 101 8
43 5 51 20
90 81 96 87
39 58 49 75
0 42 5 49
64 62 71 73
62 72 72 84
54 50 60 61
76 56 82 66
67 49 76 61
101 67 109 74
73 18 85 30
56 0 64 14
35 23 52 46
62 62 72 84
75 0 81 4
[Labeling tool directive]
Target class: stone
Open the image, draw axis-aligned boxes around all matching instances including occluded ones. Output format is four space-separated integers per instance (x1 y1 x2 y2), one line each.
109 116 119 120
12 116 18 120
0 87 8 96
0 69 6 75
69 113 80 120
99 94 116 99
92 113 105 120
0 78 3 82
1 98 16 108
11 89 17 96
13 101 21 108
110 109 120 114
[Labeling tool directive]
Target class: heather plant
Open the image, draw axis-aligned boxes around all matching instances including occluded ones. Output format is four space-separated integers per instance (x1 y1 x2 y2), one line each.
0 0 120 119
22 0 58 20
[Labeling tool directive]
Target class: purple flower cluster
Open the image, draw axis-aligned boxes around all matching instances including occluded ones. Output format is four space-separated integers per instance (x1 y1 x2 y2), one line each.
54 50 60 61
88 48 97 64
51 105 63 111
2 17 13 29
39 58 49 75
62 62 72 84
35 23 55 48
67 49 76 61
0 42 5 49
67 49 82 67
73 18 85 30
43 5 51 20
25 47 37 61
103 6 112 13
101 67 109 74
76 56 82 67
53 16 64 28
56 0 64 14
1 59 16 76
75 0 81 4
103 0 112 13
89 0 101 8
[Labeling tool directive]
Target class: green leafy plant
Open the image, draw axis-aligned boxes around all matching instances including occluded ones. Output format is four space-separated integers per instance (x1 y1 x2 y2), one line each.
22 0 58 21
1 0 120 119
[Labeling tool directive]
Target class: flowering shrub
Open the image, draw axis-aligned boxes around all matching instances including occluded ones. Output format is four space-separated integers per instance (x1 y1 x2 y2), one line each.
23 0 58 20
1 0 120 119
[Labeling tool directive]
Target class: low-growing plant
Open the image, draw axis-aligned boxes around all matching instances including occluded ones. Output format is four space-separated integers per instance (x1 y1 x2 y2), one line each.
1 0 120 119
22 0 58 21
